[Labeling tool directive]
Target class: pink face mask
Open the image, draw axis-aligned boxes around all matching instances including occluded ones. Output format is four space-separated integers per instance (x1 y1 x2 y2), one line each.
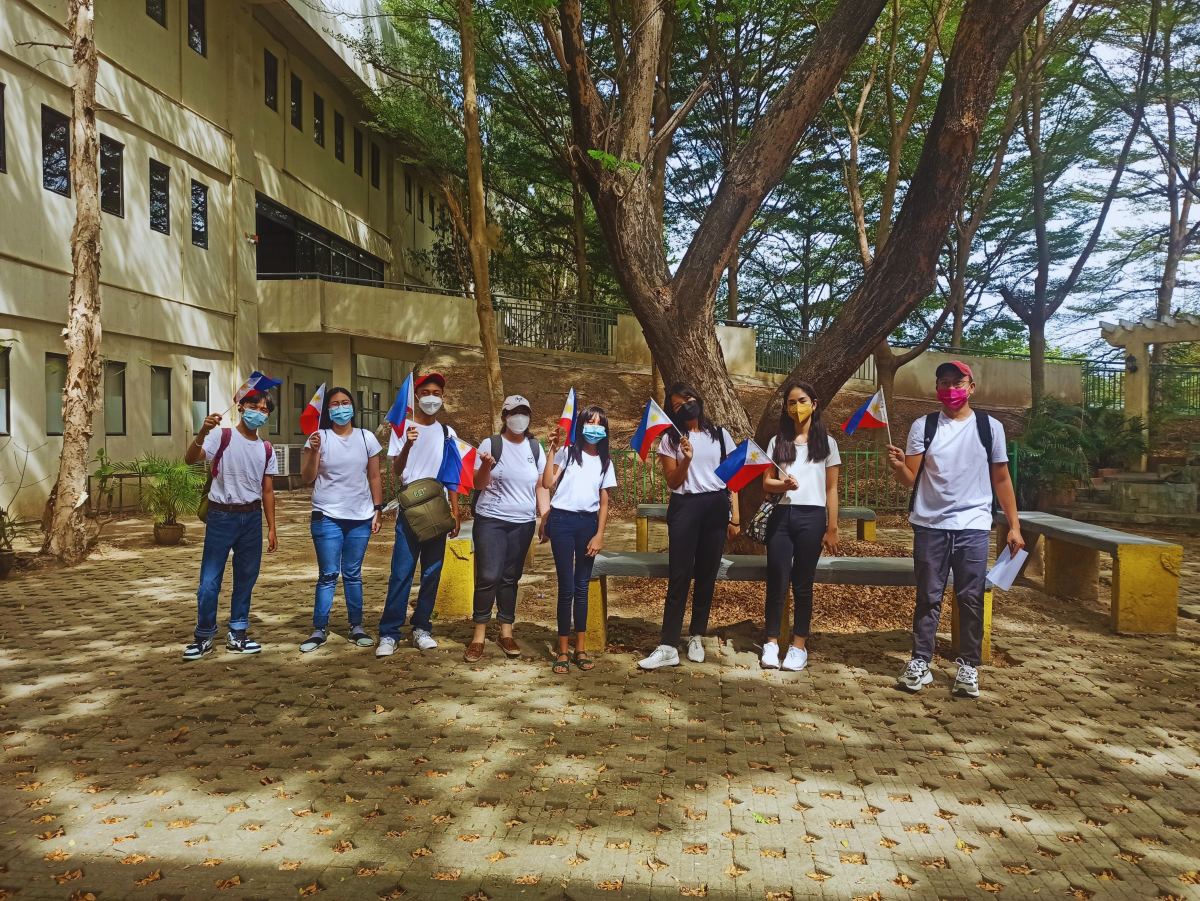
937 387 970 409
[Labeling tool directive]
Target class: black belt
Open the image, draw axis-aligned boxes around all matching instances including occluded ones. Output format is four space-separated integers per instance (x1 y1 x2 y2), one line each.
208 500 262 513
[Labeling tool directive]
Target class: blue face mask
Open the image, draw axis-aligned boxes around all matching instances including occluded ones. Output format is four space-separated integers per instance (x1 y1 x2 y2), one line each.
241 408 268 429
582 424 606 444
329 405 355 425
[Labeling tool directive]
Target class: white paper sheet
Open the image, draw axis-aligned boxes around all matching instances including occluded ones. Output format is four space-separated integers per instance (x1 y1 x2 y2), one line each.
986 545 1029 591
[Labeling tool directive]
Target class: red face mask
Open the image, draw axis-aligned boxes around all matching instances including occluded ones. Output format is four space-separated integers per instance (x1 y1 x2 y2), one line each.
937 387 970 409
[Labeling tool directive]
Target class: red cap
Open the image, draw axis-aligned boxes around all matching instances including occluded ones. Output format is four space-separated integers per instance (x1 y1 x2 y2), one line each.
935 360 973 380
415 372 446 390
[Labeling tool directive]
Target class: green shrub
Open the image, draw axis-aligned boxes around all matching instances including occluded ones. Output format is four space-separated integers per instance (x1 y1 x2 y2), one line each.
109 456 206 525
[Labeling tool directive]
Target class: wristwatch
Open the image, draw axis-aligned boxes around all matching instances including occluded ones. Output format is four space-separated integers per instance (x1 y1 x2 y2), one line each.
374 504 384 512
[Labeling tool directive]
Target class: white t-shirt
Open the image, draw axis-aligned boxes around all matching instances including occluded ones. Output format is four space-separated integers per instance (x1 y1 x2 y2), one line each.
202 428 278 505
387 420 457 484
658 428 735 494
550 449 618 513
906 412 1008 531
766 435 841 506
473 436 547 523
305 428 382 521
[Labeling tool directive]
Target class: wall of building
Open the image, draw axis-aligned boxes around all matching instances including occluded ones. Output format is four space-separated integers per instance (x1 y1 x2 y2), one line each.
894 351 1082 407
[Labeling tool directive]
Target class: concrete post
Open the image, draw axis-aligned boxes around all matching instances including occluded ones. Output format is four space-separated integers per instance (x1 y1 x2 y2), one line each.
1123 341 1151 472
230 14 259 395
331 336 357 400
1043 537 1100 601
586 577 608 651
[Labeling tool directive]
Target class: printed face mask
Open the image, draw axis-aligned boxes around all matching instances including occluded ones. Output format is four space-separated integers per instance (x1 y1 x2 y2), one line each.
936 387 970 409
241 408 268 429
329 405 355 425
582 424 607 444
787 401 813 424
506 414 530 434
676 400 700 421
418 395 443 415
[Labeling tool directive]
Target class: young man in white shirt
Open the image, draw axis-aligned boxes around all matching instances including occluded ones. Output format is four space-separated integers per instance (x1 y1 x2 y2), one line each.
182 389 279 661
886 361 1023 698
378 373 460 656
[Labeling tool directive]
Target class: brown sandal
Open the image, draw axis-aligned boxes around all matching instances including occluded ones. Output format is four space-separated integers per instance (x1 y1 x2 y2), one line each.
573 651 594 671
463 641 485 663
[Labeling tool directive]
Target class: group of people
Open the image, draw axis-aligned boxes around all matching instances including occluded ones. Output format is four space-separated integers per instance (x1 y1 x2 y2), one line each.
182 360 1023 698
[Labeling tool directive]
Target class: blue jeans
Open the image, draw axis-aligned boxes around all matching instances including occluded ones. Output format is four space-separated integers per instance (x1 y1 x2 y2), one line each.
195 509 263 639
548 509 599 636
380 515 447 638
310 513 373 630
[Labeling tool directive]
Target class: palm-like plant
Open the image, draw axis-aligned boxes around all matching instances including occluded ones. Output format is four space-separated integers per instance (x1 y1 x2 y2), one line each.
110 456 206 525
1016 396 1090 509
1079 405 1147 472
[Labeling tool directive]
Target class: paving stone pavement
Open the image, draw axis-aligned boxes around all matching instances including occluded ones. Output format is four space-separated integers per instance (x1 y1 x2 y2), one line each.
3 497 1200 901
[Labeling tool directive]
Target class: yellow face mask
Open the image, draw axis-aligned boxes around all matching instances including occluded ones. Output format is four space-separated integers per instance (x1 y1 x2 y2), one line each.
787 401 814 424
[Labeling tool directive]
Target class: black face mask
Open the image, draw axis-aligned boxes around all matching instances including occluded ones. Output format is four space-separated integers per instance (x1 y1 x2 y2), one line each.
677 400 701 421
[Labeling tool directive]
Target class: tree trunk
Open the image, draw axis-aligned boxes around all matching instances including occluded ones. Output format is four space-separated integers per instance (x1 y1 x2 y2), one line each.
872 340 899 451
1028 315 1046 400
458 0 505 433
571 165 590 303
726 255 738 322
44 0 102 565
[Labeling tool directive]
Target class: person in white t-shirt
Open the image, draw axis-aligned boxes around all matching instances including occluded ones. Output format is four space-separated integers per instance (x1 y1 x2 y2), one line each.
181 386 279 661
886 360 1024 699
298 387 383 653
540 405 617 675
760 381 841 674
466 395 550 663
639 383 741 671
379 372 460 657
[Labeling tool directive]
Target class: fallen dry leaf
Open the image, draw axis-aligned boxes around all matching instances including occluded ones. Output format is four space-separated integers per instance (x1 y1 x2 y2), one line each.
281 861 302 871
215 876 241 890
332 840 354 853
168 819 193 829
299 883 322 896
134 870 162 886
724 864 748 878
679 886 707 898
432 869 461 881
45 847 71 862
597 879 623 891
514 874 540 885
201 857 223 867
52 870 82 884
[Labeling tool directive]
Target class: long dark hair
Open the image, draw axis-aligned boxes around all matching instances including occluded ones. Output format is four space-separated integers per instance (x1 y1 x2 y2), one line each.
773 381 830 465
662 382 721 453
565 406 611 478
319 386 357 430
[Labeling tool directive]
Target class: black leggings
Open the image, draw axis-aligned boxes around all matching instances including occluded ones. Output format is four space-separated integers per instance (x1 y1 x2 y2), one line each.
764 504 825 639
472 515 537 625
661 490 729 646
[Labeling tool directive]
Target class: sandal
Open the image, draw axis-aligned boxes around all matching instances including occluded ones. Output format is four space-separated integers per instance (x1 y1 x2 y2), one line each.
348 625 374 647
300 630 327 653
573 651 594 671
552 653 570 675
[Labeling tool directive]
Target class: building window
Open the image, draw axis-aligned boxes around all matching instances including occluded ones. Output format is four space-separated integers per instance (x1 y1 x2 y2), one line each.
100 135 123 217
42 105 70 197
191 181 208 248
255 193 385 284
0 346 9 435
417 184 424 222
334 112 344 162
146 0 166 27
187 0 206 55
404 174 412 212
267 385 281 435
104 361 126 436
151 366 171 435
353 128 362 175
45 353 67 436
290 74 302 130
1 83 7 175
292 383 306 435
264 50 278 111
370 143 380 189
149 159 170 234
192 371 209 433
429 191 435 224
313 94 325 146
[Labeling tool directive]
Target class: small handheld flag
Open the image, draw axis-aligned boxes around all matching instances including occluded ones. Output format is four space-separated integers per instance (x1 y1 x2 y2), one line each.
385 373 416 456
299 383 325 436
559 388 578 445
234 371 282 405
630 398 676 461
438 436 478 496
842 389 890 443
714 439 773 492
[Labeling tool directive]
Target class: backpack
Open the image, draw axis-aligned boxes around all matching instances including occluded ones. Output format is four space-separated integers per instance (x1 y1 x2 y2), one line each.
198 429 274 522
908 411 994 513
470 434 543 515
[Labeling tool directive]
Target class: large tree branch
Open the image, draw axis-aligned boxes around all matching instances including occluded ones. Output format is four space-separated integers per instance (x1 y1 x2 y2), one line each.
555 0 606 182
896 302 955 365
645 77 712 164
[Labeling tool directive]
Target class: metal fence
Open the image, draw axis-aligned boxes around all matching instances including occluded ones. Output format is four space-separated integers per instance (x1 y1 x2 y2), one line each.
1152 364 1200 414
1083 360 1125 408
494 297 619 357
755 332 877 383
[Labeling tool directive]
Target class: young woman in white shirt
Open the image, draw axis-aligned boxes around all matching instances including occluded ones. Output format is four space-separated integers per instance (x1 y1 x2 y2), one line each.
540 405 616 674
639 383 740 670
299 387 383 652
760 381 840 672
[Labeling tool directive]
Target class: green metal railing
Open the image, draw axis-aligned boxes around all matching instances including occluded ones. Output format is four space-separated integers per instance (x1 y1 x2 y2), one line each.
494 297 619 357
1083 360 1125 408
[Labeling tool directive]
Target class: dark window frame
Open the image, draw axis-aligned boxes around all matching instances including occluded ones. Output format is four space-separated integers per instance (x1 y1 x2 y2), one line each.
353 128 363 175
334 111 344 162
45 352 68 437
264 50 278 111
150 365 172 436
0 346 10 436
370 142 380 189
41 105 70 197
191 371 210 434
313 93 325 147
149 159 170 235
404 174 412 212
290 73 303 130
146 0 166 27
417 184 424 223
428 191 435 223
104 361 127 437
100 135 124 217
191 180 209 248
0 83 7 174
187 0 206 55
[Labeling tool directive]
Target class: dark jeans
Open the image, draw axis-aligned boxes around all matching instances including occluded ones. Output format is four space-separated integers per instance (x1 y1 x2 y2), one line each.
765 504 825 639
547 508 600 636
661 490 729 646
195 508 262 640
912 525 990 667
472 515 536 625
310 513 372 630
381 515 447 638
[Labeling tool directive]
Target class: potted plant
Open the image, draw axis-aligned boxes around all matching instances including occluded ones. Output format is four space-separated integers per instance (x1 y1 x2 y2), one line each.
1016 397 1090 511
112 456 206 545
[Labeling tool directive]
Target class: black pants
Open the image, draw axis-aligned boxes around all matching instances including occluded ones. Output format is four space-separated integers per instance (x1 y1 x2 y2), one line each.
765 504 825 639
661 490 729 646
472 515 537 625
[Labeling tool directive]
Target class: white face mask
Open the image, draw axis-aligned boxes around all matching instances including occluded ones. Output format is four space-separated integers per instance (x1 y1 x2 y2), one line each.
506 414 530 434
418 395 443 415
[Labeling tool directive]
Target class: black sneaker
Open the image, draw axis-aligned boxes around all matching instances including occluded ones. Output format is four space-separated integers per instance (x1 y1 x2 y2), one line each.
184 637 214 661
226 630 262 655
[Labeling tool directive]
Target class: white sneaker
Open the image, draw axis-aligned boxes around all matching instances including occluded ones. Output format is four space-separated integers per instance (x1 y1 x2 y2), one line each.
412 629 438 651
760 642 780 669
375 636 397 658
899 658 933 692
781 645 808 672
952 658 980 698
638 645 680 670
687 635 705 663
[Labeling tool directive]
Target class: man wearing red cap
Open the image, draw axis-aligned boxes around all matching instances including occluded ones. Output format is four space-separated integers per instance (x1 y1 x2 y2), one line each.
885 360 1023 698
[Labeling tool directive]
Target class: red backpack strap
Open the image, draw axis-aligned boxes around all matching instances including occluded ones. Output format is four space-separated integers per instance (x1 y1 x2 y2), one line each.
211 428 232 478
263 441 274 476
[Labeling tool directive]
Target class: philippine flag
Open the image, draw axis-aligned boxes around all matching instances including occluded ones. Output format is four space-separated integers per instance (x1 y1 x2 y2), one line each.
714 439 773 492
234 370 282 405
299 383 325 436
559 388 578 445
438 436 478 495
842 389 888 435
630 398 675 461
385 373 416 455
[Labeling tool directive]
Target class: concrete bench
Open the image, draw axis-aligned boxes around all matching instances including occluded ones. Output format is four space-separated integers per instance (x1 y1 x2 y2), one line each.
994 511 1181 633
635 503 877 551
585 550 990 659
